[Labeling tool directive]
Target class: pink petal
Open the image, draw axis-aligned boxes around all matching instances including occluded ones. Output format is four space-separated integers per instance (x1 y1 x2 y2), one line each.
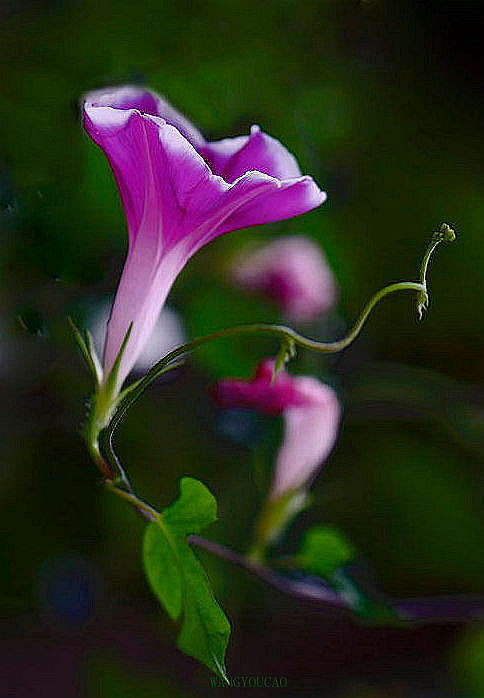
271 380 341 498
83 86 326 389
84 85 160 114
147 94 205 149
202 125 302 182
213 360 305 415
84 98 220 248
186 171 325 255
102 242 185 388
199 134 250 176
84 99 161 241
232 236 338 322
85 85 205 147
214 361 341 498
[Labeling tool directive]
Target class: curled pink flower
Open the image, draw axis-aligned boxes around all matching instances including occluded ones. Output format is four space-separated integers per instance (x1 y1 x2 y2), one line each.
82 86 326 391
213 360 340 499
231 235 337 323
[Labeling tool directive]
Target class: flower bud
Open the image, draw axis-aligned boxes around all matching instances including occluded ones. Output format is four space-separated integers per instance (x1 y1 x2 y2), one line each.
214 359 341 498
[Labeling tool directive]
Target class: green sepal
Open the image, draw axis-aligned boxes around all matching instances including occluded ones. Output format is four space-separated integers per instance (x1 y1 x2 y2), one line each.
250 489 308 560
272 337 296 381
102 322 133 400
143 477 231 683
85 322 134 456
68 316 103 387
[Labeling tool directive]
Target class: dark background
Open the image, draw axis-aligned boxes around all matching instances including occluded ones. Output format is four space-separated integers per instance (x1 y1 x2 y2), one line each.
1 1 483 695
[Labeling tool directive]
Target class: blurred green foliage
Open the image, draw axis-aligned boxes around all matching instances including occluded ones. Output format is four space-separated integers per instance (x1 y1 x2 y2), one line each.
455 627 484 698
298 524 356 578
1 0 483 695
88 658 182 698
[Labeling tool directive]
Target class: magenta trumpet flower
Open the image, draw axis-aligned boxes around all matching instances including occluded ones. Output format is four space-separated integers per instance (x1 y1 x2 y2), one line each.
232 235 337 323
83 86 326 392
213 360 340 499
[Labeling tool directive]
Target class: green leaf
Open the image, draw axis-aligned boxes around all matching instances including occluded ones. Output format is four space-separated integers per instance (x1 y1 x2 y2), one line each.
143 521 182 621
295 525 398 623
143 477 230 682
88 657 179 698
298 525 355 578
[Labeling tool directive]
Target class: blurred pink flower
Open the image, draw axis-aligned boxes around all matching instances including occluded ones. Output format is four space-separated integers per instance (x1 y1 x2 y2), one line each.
83 86 326 392
231 235 337 322
213 360 340 498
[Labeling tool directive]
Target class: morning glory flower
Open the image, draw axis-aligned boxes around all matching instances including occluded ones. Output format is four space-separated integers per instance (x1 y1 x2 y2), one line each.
82 86 326 392
213 360 340 499
231 235 337 323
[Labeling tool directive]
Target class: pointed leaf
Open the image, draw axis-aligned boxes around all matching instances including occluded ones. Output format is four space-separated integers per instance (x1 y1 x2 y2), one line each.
143 478 230 681
177 548 231 681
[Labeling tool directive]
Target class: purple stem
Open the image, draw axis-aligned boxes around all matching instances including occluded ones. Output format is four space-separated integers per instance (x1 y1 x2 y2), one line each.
189 535 484 624
394 597 484 623
189 534 345 608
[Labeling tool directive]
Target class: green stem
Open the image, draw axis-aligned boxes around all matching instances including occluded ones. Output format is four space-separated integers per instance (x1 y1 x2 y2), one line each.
417 223 455 318
107 280 425 438
248 490 308 563
85 384 130 485
105 480 159 521
92 227 455 487
97 280 427 487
